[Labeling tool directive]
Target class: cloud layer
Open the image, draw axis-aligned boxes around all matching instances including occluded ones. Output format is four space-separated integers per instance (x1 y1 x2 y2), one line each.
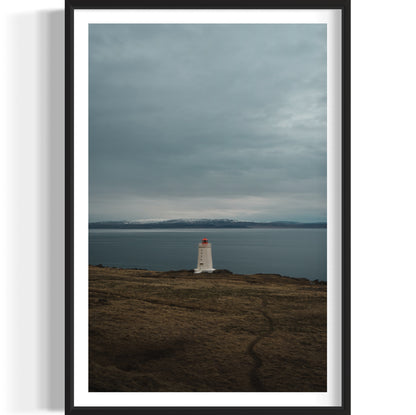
89 24 327 222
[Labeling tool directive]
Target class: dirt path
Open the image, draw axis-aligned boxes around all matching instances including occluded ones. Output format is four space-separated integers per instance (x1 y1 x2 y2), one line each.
247 296 275 391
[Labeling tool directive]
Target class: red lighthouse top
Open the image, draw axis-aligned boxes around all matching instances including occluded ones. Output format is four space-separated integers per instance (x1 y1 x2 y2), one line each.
202 238 208 244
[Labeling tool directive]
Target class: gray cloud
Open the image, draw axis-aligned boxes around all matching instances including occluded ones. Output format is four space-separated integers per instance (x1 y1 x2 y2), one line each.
89 24 327 222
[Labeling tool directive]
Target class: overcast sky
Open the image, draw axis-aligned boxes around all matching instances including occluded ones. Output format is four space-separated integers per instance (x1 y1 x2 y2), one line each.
89 24 327 222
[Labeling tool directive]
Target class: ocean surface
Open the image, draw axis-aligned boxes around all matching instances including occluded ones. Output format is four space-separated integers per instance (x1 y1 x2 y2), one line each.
89 228 327 281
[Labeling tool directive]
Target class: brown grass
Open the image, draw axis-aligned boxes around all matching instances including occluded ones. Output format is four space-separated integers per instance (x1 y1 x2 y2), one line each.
89 266 326 392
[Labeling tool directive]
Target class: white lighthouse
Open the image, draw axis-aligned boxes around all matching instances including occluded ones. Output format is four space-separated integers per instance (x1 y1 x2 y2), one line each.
194 238 215 274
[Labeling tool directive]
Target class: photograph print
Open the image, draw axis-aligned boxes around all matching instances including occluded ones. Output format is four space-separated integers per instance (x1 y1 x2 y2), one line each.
88 21 328 393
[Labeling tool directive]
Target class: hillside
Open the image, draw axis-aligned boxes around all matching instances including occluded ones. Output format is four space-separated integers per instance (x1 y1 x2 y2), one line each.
89 266 327 392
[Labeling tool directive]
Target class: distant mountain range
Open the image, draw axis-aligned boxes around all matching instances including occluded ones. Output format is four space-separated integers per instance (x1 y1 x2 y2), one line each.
89 218 327 229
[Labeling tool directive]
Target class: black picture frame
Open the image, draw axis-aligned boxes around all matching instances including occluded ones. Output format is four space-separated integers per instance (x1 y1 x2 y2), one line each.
65 1 350 414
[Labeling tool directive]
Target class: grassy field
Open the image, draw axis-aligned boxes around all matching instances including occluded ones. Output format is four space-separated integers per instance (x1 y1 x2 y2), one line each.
89 265 327 392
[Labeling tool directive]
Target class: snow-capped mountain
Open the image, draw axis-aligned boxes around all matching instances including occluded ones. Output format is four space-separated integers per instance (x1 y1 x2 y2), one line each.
89 219 326 229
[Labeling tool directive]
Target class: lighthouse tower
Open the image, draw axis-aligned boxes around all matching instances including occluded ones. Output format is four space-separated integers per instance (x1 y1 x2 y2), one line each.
194 238 215 274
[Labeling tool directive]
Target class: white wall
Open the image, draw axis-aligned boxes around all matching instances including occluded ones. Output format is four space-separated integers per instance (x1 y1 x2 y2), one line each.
1 1 65 414
1 1 415 414
351 1 416 413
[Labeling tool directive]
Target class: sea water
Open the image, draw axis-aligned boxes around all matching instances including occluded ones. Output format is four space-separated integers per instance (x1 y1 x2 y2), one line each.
89 228 327 281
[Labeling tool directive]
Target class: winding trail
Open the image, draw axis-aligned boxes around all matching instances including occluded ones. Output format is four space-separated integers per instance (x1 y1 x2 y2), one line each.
247 296 275 391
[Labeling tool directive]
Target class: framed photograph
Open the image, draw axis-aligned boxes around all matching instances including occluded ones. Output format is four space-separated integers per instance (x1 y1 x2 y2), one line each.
65 1 350 414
